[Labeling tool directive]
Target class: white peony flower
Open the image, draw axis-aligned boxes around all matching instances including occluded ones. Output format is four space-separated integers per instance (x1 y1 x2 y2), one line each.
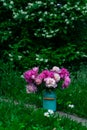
44 78 57 88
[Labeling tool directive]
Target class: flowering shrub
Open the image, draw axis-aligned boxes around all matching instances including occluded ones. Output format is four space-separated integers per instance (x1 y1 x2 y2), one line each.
1 0 87 38
23 66 71 93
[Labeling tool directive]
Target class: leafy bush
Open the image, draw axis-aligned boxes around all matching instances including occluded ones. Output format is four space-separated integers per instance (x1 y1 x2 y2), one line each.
0 0 87 69
1 0 87 38
2 42 86 71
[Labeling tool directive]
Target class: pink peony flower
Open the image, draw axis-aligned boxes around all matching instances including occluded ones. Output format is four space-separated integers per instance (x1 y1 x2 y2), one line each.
26 83 37 93
51 66 60 73
23 66 71 93
41 70 54 78
53 73 60 82
23 67 39 83
62 76 71 88
23 70 32 83
38 72 46 79
44 77 57 88
32 67 39 73
59 68 70 79
35 77 42 85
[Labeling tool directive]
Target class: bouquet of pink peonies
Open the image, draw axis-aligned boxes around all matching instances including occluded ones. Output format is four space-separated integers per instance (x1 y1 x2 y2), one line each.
23 66 71 93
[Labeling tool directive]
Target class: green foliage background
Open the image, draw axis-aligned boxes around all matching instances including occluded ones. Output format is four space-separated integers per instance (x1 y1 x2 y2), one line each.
0 0 87 71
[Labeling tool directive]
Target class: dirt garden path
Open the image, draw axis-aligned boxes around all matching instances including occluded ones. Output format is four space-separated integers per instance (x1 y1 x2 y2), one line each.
0 98 87 127
56 111 87 127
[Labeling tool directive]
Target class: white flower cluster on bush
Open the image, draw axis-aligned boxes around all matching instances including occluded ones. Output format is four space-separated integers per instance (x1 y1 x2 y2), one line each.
35 54 48 63
1 0 87 38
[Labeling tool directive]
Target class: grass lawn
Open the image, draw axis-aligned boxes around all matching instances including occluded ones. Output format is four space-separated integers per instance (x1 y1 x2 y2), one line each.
0 101 87 130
